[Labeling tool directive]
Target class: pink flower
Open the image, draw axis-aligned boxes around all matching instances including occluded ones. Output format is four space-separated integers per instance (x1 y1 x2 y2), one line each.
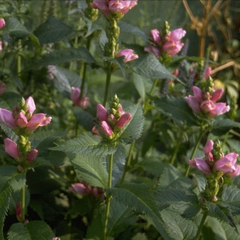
78 97 89 109
97 104 108 121
99 121 114 138
204 67 211 78
211 89 224 102
92 187 99 196
204 140 214 154
173 69 179 77
192 86 203 102
207 103 230 117
26 113 50 131
0 109 17 129
0 18 5 29
188 158 211 175
144 45 161 58
15 112 28 128
4 138 20 159
228 164 240 177
27 149 38 163
116 112 132 128
214 153 239 173
25 97 36 115
0 82 6 95
0 41 2 51
162 40 184 56
185 95 202 113
116 49 138 63
70 87 81 106
70 183 87 195
16 202 21 219
150 29 161 45
91 1 111 17
168 28 186 41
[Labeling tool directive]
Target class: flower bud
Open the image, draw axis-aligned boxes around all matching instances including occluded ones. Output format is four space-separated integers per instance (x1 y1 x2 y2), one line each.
15 112 28 128
99 121 114 138
16 202 21 219
70 183 87 195
116 49 138 63
0 18 5 29
27 149 38 163
0 109 17 129
4 138 20 159
25 96 36 115
115 113 132 128
97 104 108 121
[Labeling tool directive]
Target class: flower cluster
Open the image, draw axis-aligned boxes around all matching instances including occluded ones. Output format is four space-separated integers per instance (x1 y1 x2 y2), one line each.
70 87 89 109
92 95 132 140
116 49 138 63
144 27 186 58
91 0 137 20
189 140 240 177
0 97 51 132
185 86 230 117
70 182 104 200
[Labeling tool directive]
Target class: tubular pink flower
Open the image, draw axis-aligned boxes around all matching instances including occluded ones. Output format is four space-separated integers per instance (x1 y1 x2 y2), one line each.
116 49 138 63
109 0 137 15
173 69 179 77
204 140 214 154
25 96 36 115
144 45 161 58
169 28 186 41
192 86 203 102
92 126 100 135
91 1 110 16
116 112 132 128
211 88 224 102
92 187 99 196
26 113 47 131
204 67 211 78
0 18 5 29
78 97 89 109
162 41 184 56
228 165 240 177
70 87 81 106
4 138 20 159
39 116 52 127
16 202 21 219
27 149 38 163
70 183 87 195
0 109 17 129
200 100 216 113
188 158 211 175
150 29 161 45
208 102 230 117
0 82 6 95
185 96 201 113
214 153 238 173
99 121 114 137
15 112 28 128
97 104 108 121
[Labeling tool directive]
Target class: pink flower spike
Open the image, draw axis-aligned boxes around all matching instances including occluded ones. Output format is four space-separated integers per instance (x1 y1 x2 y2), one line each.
204 67 211 78
208 102 230 117
27 149 38 163
169 28 186 41
0 109 17 129
99 121 113 137
70 183 87 195
228 164 240 177
204 140 214 154
185 96 201 113
25 97 36 115
16 202 21 219
4 138 20 159
0 18 5 29
0 82 6 95
97 104 108 121
150 29 161 45
116 49 138 63
26 113 46 131
211 88 224 102
116 113 132 128
15 112 28 128
70 87 80 106
188 158 211 175
192 86 203 102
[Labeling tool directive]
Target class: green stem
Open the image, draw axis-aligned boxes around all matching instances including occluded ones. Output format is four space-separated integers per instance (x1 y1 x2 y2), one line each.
17 40 22 78
103 63 112 107
20 184 26 222
103 154 114 240
170 128 185 165
80 37 91 98
120 141 135 183
195 211 208 240
185 129 206 177
143 79 158 115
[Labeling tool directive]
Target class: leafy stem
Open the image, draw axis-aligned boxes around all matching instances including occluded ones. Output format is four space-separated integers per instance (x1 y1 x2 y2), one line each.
195 210 208 240
103 153 114 240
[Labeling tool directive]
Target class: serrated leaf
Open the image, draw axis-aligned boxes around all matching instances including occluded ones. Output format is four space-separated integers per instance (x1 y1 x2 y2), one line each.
6 17 29 39
128 54 184 85
34 17 76 44
8 221 54 240
107 183 171 239
31 47 97 69
120 104 144 143
0 92 22 110
0 187 11 240
51 132 116 157
211 119 240 136
74 107 94 131
71 154 108 188
133 73 145 101
154 96 198 126
0 123 18 141
103 56 126 78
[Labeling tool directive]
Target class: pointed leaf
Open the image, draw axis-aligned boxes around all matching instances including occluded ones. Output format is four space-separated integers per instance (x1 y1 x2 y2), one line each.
211 119 240 136
74 108 94 132
6 17 29 39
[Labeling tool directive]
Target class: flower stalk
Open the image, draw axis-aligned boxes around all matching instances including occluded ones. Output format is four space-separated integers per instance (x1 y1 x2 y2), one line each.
195 211 208 240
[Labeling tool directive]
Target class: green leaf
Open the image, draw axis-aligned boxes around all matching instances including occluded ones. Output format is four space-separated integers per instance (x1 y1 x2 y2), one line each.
31 47 97 69
211 119 240 136
74 107 94 132
133 73 146 101
128 54 184 85
119 104 144 143
71 154 108 188
154 96 198 126
34 17 76 44
107 183 171 239
0 187 11 240
0 92 22 110
8 221 55 240
6 17 29 39
104 56 126 78
51 132 116 157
